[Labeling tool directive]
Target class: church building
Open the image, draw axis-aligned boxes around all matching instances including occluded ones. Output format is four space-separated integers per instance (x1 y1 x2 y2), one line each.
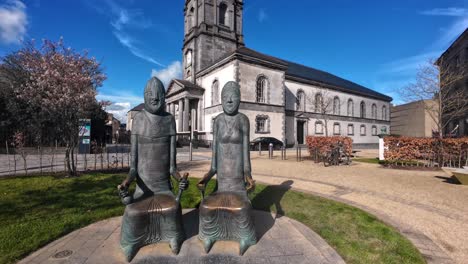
163 0 392 147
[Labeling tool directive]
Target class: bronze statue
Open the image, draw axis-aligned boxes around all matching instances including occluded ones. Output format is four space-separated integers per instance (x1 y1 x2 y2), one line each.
118 77 189 262
197 81 257 255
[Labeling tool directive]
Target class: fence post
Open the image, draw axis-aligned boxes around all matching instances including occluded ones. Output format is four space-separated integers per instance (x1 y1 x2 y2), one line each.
6 141 11 175
38 146 42 175
258 142 262 156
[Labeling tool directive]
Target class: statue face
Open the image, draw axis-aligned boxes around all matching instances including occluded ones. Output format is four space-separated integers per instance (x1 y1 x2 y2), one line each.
221 82 241 115
144 77 165 114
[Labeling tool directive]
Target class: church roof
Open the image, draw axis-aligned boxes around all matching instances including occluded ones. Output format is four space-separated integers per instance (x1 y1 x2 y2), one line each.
235 47 392 102
129 103 144 112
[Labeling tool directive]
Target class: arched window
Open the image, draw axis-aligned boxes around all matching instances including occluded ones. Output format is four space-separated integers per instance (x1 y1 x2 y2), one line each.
347 124 354 135
333 96 340 115
347 99 354 117
189 6 195 29
256 76 268 103
372 104 377 119
333 122 341 135
315 93 323 113
211 80 219 105
360 101 366 118
372 125 377 136
315 121 324 134
382 105 387 120
255 115 269 133
296 90 305 111
219 2 228 26
360 125 366 136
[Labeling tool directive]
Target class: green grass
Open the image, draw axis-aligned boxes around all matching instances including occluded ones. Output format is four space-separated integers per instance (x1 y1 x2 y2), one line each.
353 158 382 164
0 173 425 264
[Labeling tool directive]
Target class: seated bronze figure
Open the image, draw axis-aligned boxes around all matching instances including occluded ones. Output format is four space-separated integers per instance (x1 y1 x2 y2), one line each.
197 81 257 255
118 77 188 262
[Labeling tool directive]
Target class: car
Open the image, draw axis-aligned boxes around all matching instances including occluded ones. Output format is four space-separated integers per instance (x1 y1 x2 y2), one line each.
250 137 284 150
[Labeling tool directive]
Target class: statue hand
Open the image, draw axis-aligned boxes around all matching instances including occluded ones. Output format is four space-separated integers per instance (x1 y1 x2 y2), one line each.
171 170 182 181
117 184 132 205
246 176 256 193
179 173 189 191
197 177 207 191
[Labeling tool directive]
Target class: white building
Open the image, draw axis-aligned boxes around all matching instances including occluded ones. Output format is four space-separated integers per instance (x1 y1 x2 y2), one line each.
157 0 391 147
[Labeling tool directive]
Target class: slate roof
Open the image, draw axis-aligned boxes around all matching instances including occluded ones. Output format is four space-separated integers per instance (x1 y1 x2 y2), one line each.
235 47 392 102
129 103 144 112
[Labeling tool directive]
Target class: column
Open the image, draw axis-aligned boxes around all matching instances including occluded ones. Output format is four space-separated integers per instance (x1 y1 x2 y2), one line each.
170 103 175 116
178 99 184 132
183 98 190 132
197 99 203 131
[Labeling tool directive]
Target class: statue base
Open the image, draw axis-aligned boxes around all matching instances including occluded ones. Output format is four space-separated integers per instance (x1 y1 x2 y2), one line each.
19 210 344 264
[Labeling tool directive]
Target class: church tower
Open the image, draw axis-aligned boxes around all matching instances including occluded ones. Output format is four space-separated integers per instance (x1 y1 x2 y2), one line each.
183 0 244 82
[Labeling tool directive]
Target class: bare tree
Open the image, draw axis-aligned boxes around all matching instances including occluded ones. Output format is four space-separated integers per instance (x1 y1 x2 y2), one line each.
307 88 342 136
400 58 467 138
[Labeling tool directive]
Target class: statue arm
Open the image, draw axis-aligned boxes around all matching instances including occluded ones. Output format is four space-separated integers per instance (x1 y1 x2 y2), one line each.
169 116 180 180
243 116 255 192
198 118 217 189
118 134 137 205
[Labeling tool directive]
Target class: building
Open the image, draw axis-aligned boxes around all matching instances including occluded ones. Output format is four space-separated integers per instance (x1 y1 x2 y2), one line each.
132 0 392 147
391 100 439 137
436 28 468 137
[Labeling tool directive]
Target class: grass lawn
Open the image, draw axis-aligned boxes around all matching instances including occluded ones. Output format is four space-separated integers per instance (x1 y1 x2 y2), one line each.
353 158 381 164
0 173 425 264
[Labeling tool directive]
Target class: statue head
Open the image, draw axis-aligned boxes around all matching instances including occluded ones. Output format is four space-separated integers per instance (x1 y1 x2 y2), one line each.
144 77 165 114
221 81 241 116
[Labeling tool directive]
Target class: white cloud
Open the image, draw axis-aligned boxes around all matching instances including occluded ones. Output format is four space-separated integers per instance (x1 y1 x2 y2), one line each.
258 8 268 23
420 8 467 17
105 102 131 123
151 61 182 88
0 0 27 44
112 31 164 66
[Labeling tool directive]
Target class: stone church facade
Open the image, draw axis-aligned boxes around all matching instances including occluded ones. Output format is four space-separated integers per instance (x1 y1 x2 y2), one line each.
163 0 392 147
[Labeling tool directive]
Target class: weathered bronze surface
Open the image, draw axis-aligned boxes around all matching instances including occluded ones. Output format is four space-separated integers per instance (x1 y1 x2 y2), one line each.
118 77 188 262
197 81 257 255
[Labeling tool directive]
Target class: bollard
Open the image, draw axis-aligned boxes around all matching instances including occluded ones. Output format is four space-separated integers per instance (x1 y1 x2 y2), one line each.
281 146 284 160
269 143 273 159
258 142 262 156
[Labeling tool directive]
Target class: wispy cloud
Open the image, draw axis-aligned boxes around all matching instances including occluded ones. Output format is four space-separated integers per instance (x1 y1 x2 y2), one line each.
0 0 27 44
382 51 442 75
151 61 182 88
420 7 467 17
258 8 268 23
88 0 164 66
105 102 131 123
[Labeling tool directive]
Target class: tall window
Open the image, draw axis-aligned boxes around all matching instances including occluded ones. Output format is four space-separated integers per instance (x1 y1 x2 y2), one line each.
212 80 219 105
315 121 324 134
255 115 269 133
347 124 354 135
219 3 228 26
372 104 377 119
382 105 387 120
315 93 323 113
296 90 305 111
372 125 377 136
360 101 366 118
333 96 340 115
333 123 341 135
347 99 354 117
256 76 268 103
189 7 195 29
360 125 366 136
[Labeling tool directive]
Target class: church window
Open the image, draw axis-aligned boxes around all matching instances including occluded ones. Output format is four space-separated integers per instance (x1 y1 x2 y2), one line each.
360 101 366 118
219 3 229 26
382 105 387 120
347 99 354 117
315 121 324 135
189 7 195 29
315 93 323 113
333 123 341 135
372 103 377 119
360 125 366 136
372 125 377 136
256 76 268 103
255 115 269 133
212 80 219 105
347 124 354 135
185 50 192 67
333 96 340 115
296 90 305 111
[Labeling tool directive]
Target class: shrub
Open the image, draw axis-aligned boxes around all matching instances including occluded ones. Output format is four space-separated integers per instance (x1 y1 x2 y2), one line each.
306 136 353 163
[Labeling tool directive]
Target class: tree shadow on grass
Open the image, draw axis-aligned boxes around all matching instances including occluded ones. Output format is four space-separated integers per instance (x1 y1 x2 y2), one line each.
250 180 293 240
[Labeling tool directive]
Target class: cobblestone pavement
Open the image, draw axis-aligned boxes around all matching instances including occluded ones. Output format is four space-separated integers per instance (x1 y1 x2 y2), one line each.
182 151 468 264
20 210 344 264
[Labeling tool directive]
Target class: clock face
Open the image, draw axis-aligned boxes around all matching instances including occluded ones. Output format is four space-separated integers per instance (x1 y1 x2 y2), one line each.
186 50 192 66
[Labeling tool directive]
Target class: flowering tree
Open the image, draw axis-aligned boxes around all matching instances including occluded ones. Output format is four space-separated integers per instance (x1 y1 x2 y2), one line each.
1 38 106 176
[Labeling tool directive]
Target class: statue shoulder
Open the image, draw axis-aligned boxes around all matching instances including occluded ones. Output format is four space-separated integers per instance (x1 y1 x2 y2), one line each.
131 111 146 135
238 113 250 124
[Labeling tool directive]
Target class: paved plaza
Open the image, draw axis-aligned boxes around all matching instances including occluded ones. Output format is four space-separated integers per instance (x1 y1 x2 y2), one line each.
19 210 344 264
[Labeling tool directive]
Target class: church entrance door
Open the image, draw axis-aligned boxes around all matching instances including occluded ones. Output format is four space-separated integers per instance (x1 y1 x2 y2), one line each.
297 121 305 144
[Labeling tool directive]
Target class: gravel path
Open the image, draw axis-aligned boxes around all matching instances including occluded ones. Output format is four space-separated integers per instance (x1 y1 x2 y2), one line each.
181 151 468 264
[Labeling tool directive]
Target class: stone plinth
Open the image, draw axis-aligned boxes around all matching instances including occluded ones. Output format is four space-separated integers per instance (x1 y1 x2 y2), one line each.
19 210 344 264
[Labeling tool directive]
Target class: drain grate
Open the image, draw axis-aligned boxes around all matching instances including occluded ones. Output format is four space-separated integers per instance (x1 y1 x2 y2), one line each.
53 250 73 259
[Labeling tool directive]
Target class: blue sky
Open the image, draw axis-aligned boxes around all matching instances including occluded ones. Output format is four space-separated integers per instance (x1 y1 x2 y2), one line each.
0 0 467 122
